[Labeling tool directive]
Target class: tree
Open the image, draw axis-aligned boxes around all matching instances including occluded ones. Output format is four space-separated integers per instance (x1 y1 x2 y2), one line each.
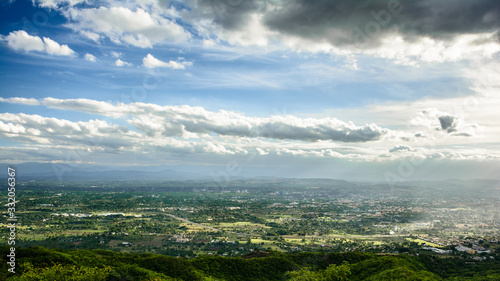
9 263 111 281
323 262 351 281
286 262 351 281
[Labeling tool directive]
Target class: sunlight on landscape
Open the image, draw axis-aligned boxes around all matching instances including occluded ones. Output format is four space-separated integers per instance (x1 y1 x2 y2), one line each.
1 0 500 280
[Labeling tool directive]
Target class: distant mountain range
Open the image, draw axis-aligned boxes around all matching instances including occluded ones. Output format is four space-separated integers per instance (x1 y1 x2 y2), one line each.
2 163 500 190
1 162 199 181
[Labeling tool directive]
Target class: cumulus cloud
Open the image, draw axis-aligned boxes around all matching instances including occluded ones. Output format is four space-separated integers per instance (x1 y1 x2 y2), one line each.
4 30 44 52
84 53 96 62
3 30 75 56
142 53 192 69
43 37 75 56
63 6 190 47
115 59 132 67
412 108 479 137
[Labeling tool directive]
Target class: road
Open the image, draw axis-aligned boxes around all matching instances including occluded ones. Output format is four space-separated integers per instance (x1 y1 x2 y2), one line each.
282 234 406 239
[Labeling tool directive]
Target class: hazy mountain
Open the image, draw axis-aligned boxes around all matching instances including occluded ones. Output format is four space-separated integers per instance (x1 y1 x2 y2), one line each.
1 162 198 181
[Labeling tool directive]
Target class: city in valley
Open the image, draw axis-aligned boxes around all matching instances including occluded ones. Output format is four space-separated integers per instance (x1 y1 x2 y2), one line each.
6 178 498 260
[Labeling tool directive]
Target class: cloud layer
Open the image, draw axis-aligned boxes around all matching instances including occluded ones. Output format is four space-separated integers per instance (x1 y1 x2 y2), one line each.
37 97 389 142
1 96 499 179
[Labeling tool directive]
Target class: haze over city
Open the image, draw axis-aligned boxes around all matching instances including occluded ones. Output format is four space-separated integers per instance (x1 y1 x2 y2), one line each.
2 2 500 280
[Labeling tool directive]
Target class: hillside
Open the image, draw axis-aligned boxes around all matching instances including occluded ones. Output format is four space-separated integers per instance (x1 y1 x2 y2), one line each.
2 246 499 280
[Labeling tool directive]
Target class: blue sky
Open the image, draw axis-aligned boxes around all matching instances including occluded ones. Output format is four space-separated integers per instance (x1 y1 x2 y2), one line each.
1 0 500 181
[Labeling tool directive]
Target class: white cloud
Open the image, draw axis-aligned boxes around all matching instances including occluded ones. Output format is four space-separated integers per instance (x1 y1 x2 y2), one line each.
142 53 192 69
110 51 121 58
84 53 96 62
79 30 101 42
0 112 135 148
0 111 352 160
0 97 40 106
366 33 500 66
42 37 75 56
41 97 120 115
4 30 44 52
64 6 190 48
258 32 500 67
115 59 131 67
202 39 216 47
3 30 75 57
32 0 87 8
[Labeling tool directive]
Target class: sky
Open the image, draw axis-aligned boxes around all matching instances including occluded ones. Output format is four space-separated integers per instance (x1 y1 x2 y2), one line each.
1 0 500 182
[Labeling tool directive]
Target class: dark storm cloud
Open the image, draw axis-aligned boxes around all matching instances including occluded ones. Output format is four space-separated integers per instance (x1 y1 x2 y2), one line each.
191 0 265 30
194 0 500 47
438 115 457 132
436 114 477 137
389 145 413 153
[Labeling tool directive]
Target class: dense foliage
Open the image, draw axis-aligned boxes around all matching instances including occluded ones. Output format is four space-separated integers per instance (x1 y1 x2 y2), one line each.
1 246 499 280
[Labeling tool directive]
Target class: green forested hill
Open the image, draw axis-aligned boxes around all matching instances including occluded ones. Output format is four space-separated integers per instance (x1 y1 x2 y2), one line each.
1 246 499 280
